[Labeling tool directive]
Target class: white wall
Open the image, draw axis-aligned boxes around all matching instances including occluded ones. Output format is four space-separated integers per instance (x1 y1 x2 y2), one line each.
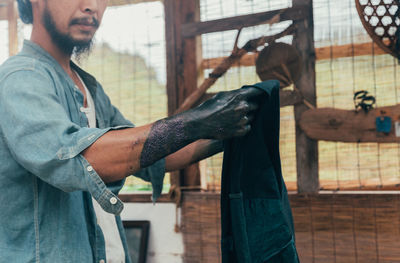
121 203 184 263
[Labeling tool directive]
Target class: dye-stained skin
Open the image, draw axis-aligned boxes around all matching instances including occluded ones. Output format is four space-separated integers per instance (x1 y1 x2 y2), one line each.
140 87 263 168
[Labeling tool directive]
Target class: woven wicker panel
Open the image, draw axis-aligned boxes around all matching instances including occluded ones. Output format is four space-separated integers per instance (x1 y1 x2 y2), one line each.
356 0 400 59
181 192 400 263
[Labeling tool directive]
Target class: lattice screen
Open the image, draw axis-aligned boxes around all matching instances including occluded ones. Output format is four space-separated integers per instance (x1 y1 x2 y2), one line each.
315 0 400 189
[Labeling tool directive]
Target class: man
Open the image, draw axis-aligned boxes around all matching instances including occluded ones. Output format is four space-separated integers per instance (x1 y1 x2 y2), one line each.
0 0 263 262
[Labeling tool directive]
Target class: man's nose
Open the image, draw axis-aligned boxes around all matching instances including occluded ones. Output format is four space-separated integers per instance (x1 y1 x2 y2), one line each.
80 0 99 15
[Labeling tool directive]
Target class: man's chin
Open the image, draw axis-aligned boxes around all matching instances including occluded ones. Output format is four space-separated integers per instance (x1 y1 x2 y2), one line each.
71 34 94 45
72 38 94 59
73 39 93 47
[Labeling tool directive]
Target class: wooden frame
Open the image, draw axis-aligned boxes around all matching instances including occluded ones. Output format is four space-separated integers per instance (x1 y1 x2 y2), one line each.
163 0 317 194
0 0 18 56
181 6 308 38
0 2 8 21
164 0 202 191
166 0 318 193
201 41 387 70
7 0 17 56
119 193 173 203
292 0 319 193
123 220 150 263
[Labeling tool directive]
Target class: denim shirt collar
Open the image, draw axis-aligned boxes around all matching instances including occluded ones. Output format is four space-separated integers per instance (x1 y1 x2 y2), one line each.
20 39 97 99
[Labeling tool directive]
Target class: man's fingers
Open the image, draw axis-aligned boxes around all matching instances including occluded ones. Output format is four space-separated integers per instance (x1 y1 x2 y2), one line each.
237 124 251 137
237 101 259 113
239 114 255 126
246 102 258 113
238 87 264 100
246 114 255 123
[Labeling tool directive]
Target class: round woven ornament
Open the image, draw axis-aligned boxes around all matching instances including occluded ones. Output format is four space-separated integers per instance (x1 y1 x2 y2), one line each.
355 0 400 60
255 42 302 88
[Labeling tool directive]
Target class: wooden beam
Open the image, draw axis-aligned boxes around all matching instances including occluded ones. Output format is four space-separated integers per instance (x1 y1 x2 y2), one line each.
201 41 387 70
198 89 303 108
316 41 386 60
280 89 303 107
164 0 201 189
181 0 202 188
118 193 173 203
181 5 308 38
292 0 319 193
202 53 257 69
7 0 18 56
0 4 7 21
108 0 160 7
299 104 400 143
164 0 180 189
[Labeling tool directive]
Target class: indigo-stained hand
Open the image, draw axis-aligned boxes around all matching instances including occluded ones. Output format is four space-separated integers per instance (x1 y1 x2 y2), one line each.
187 87 264 140
140 87 263 167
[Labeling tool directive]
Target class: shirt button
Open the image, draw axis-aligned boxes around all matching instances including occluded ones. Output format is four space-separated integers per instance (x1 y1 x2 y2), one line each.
87 166 93 172
110 197 117 205
99 260 105 263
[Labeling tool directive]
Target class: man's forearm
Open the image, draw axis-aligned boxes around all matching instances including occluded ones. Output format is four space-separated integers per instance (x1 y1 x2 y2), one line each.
139 114 200 168
165 139 223 172
83 124 222 183
82 124 155 183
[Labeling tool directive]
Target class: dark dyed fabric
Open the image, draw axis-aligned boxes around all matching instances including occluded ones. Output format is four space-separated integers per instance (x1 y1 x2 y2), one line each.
221 80 299 263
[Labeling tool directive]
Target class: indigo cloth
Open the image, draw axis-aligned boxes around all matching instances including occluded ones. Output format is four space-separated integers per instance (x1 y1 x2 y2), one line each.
221 80 299 263
0 40 165 262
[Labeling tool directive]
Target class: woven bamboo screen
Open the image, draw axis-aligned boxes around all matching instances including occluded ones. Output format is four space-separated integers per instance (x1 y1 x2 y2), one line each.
315 0 400 190
181 192 400 263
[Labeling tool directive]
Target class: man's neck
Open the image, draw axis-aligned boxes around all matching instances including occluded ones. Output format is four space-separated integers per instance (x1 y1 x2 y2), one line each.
30 25 73 75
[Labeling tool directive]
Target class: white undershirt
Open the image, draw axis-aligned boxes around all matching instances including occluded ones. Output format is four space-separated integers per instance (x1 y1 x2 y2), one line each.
75 71 125 263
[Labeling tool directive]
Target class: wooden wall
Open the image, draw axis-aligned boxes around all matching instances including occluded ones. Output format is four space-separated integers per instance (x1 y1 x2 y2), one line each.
181 192 400 263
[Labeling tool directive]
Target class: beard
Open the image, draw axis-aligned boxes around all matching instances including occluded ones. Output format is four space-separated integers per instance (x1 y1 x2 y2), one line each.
42 4 98 59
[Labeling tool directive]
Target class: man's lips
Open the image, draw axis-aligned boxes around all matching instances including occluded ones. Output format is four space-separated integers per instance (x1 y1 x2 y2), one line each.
70 17 99 31
74 23 96 31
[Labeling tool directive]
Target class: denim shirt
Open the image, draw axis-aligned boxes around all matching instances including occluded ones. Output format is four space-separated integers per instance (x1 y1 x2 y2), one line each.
0 40 165 263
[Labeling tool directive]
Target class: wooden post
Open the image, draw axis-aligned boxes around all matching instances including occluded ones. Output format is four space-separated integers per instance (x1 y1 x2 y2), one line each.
164 0 201 189
7 0 18 56
292 0 319 193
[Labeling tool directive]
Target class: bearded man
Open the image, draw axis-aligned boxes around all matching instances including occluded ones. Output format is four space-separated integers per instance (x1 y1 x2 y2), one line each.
0 0 263 262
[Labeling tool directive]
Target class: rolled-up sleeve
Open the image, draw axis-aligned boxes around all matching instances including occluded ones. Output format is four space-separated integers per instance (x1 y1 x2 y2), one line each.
0 69 131 214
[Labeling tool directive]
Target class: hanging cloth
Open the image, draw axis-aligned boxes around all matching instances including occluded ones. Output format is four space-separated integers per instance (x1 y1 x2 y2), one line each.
220 80 299 263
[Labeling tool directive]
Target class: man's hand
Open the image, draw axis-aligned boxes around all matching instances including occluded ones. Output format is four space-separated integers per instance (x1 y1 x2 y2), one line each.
186 87 264 140
140 87 264 167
